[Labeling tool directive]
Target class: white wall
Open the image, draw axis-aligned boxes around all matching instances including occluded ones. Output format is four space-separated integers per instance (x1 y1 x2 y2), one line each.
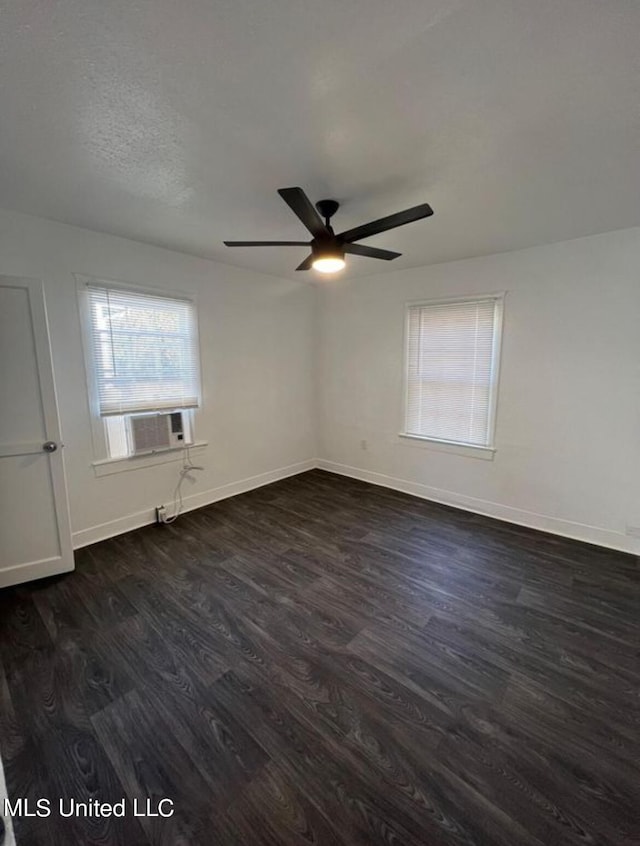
317 227 640 554
0 209 316 546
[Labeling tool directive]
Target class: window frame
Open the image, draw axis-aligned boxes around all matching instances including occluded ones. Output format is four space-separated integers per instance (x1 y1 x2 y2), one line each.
76 275 206 473
400 292 505 457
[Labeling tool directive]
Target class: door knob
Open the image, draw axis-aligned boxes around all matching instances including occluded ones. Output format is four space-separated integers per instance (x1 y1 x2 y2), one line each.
43 441 58 453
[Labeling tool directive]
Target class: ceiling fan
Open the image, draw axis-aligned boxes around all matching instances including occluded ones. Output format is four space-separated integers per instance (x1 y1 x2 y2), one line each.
224 187 434 273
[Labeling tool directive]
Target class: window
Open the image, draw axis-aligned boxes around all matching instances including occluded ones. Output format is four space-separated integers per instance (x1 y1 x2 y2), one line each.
403 295 503 450
81 280 201 461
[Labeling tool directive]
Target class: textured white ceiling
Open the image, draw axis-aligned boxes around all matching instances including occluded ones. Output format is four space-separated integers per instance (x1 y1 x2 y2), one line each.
0 0 639 279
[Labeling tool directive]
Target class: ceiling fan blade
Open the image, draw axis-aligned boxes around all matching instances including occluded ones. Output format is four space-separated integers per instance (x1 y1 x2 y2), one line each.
343 243 401 261
295 255 314 271
224 240 309 247
278 187 329 239
338 203 434 243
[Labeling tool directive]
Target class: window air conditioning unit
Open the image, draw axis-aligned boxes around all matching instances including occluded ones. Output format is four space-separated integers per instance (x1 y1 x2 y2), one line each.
128 412 185 455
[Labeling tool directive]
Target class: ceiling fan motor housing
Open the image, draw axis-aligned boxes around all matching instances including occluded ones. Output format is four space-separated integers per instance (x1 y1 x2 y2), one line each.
314 200 343 259
311 238 344 260
316 199 340 223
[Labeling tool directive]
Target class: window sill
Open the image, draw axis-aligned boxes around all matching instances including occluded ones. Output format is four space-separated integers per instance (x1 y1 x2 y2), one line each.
397 433 495 461
92 441 208 477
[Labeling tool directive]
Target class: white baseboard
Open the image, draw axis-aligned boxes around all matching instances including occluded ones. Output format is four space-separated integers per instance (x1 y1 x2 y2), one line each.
316 459 640 556
72 459 316 548
0 555 75 590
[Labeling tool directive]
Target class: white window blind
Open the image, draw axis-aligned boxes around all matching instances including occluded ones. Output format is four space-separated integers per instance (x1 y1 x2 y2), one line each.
405 297 502 447
87 285 201 416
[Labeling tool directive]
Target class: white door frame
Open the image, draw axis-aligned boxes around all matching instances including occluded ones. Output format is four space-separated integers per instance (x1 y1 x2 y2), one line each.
0 276 74 587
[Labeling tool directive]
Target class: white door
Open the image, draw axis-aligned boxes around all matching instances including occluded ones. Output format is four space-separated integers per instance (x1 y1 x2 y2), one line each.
0 276 74 587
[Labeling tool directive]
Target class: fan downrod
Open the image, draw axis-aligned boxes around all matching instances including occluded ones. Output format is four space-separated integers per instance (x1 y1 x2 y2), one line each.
315 199 339 226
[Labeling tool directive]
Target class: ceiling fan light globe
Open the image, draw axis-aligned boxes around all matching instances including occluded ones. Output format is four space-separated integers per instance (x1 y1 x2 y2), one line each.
312 256 346 273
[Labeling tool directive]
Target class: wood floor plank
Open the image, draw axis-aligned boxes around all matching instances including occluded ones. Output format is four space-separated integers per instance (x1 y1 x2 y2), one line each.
0 593 52 678
91 689 215 845
209 668 466 846
221 761 353 846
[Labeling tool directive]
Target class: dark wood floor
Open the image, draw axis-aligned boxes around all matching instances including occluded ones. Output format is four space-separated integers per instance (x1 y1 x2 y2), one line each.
1 470 639 845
